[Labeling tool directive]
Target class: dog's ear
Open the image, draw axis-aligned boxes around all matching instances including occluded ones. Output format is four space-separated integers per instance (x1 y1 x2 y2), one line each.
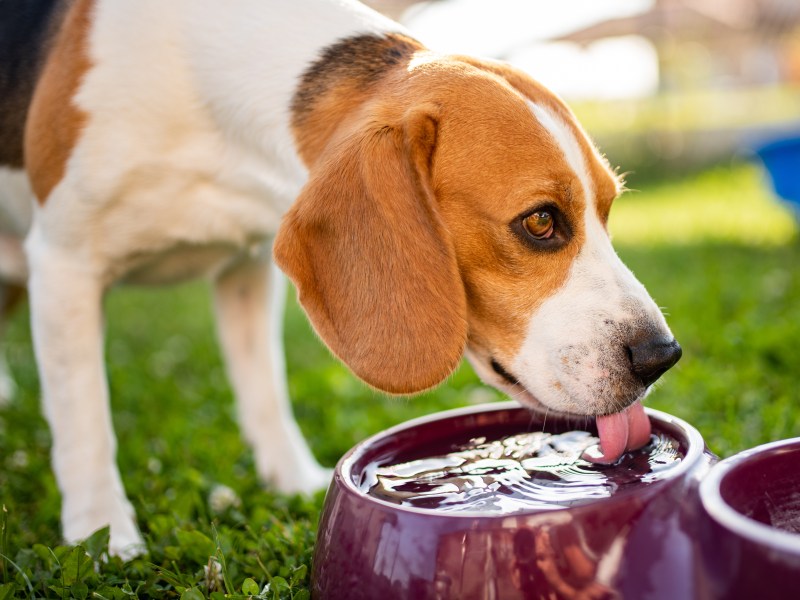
274 104 467 394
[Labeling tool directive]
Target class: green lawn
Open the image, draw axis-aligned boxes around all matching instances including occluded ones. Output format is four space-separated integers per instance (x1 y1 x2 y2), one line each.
1 162 798 598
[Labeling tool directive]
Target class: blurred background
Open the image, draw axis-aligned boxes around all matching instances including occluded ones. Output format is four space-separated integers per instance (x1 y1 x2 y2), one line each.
367 0 800 183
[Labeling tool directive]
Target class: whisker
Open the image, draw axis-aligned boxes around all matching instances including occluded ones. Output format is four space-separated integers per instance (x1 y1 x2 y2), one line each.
506 386 531 402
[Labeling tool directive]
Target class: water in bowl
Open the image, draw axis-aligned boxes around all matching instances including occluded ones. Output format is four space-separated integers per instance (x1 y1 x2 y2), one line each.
362 430 682 514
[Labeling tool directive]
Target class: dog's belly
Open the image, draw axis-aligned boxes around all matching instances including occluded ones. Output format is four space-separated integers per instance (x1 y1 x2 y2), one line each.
119 241 263 285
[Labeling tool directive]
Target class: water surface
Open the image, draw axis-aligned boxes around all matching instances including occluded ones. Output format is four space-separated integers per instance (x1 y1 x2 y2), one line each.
363 430 682 514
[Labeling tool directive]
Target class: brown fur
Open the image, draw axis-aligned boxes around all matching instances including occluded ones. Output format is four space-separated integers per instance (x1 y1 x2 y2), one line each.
291 33 424 166
24 0 93 203
281 38 621 394
275 103 467 394
0 0 71 168
455 55 621 224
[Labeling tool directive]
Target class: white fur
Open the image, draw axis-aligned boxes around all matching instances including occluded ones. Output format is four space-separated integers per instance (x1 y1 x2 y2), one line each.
26 228 145 559
511 104 671 415
18 0 400 556
213 257 332 493
528 103 594 204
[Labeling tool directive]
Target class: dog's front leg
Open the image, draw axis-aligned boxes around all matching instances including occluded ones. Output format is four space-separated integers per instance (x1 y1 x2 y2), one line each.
214 255 331 494
27 239 144 559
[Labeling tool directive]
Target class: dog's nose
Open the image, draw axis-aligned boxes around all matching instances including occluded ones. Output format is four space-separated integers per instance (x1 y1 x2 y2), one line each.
627 336 682 387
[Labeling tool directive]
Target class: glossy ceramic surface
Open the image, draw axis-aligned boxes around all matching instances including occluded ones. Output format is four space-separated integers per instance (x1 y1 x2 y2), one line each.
697 437 800 600
312 402 716 600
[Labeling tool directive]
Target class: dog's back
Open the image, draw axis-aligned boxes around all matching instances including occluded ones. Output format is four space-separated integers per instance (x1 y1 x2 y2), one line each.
0 0 70 168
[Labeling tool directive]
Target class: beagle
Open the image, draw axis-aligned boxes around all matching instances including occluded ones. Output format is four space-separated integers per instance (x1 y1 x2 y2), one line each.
0 0 682 558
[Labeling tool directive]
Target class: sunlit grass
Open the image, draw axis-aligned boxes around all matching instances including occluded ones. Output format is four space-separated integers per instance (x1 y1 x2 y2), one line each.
610 162 798 247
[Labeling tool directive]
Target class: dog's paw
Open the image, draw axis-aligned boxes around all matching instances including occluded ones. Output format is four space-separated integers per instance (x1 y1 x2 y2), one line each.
260 461 333 496
63 495 146 560
252 434 333 495
108 528 147 561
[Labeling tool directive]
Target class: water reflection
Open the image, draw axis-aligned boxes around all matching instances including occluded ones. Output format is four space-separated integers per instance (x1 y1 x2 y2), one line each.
365 430 682 513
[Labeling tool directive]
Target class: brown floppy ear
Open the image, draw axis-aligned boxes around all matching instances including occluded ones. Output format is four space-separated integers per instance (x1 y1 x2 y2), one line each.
274 105 467 394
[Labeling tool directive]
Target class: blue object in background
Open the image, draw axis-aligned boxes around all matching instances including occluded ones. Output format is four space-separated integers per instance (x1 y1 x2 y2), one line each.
754 135 800 222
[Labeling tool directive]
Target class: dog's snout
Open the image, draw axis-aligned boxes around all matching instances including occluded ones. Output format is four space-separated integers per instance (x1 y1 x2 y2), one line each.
627 336 682 388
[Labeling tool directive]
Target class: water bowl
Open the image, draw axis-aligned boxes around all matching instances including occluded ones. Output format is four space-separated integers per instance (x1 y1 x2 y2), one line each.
312 401 716 599
698 437 800 600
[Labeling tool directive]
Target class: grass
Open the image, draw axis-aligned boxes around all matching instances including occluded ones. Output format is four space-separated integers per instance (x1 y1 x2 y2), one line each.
1 161 798 598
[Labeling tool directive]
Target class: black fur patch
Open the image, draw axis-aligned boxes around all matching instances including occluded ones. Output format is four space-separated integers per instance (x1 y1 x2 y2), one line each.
290 33 421 131
0 0 70 167
491 358 520 386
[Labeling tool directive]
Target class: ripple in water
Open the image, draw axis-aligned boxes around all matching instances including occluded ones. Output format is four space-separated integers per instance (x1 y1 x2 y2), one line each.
363 430 682 514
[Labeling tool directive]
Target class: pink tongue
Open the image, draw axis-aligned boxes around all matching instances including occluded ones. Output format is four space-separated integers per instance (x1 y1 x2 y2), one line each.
586 401 652 464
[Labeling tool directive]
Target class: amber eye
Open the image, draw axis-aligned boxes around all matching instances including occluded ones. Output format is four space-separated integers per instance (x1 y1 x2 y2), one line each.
522 211 554 239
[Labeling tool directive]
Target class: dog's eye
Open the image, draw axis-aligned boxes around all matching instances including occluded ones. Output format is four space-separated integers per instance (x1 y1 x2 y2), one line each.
511 205 570 251
522 211 554 239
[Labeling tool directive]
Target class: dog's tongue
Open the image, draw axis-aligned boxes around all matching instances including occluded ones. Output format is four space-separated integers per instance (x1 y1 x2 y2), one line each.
584 401 651 464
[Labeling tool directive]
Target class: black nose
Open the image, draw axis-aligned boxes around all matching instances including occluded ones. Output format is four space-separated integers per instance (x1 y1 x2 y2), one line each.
627 336 682 387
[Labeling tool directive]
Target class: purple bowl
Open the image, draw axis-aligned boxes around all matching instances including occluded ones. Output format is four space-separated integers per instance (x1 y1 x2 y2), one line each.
312 401 716 599
697 437 800 600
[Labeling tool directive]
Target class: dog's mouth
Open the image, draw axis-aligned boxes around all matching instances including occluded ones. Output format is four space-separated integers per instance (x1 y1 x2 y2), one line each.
488 357 652 464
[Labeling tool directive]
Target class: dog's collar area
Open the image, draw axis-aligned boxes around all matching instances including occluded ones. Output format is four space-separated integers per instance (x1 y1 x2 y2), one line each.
490 358 520 387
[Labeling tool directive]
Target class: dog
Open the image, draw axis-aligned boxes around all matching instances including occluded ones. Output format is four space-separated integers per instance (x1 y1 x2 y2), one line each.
0 0 682 558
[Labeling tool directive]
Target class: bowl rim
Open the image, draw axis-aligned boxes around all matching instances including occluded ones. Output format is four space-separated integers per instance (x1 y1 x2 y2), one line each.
336 401 706 518
699 436 800 554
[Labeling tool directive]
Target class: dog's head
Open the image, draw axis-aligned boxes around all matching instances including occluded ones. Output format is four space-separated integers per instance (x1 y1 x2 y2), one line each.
275 48 680 427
